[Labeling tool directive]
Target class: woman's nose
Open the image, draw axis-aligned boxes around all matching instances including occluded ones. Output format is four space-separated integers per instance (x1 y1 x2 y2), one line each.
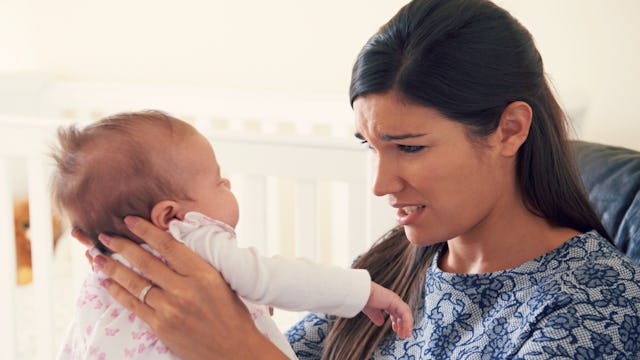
372 155 403 197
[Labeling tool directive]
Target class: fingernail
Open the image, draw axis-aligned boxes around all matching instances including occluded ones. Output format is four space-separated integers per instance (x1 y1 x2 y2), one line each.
93 254 106 270
98 233 112 245
101 279 112 288
124 216 138 228
88 247 101 259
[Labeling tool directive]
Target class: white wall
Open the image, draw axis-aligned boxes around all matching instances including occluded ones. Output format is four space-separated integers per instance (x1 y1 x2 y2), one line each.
495 0 640 149
0 1 38 71
3 0 407 93
2 0 639 149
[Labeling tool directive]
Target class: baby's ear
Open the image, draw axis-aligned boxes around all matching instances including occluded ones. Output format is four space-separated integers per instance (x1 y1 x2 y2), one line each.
150 200 181 230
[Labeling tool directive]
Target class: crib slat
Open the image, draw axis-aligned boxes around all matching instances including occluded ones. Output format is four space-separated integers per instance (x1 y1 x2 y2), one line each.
0 158 17 360
27 156 55 360
294 180 318 260
348 181 369 262
265 177 281 256
329 182 349 267
237 174 268 254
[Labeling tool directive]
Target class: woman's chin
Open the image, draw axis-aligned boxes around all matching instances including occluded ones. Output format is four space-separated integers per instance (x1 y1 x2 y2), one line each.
404 227 446 247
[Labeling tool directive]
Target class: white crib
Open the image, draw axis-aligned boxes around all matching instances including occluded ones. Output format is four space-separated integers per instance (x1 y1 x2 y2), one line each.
0 81 396 360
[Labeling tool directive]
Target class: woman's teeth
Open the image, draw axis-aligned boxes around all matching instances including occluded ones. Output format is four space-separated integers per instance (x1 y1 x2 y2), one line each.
402 205 425 214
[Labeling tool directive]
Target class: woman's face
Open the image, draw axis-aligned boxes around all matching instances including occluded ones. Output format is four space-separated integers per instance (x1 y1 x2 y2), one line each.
353 91 511 246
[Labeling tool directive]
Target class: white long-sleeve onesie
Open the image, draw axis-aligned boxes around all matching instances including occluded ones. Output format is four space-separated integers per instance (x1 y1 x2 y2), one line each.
170 212 371 316
57 211 371 359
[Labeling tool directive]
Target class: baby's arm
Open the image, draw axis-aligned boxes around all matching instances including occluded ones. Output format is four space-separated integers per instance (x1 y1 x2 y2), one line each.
363 282 414 338
172 216 412 337
187 225 369 315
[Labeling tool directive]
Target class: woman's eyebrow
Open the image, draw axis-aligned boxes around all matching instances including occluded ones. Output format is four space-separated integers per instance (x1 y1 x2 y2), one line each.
380 133 427 141
354 132 428 141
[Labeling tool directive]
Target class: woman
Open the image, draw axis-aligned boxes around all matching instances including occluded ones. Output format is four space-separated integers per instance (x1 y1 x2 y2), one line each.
86 0 640 358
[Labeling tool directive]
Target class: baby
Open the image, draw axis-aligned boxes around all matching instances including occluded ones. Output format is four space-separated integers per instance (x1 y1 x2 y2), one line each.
52 110 413 359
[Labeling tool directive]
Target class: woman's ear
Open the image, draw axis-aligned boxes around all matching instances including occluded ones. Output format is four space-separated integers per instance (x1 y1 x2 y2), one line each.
496 101 532 157
150 200 182 230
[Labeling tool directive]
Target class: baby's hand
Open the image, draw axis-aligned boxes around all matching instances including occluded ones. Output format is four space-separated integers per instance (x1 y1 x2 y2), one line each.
362 281 414 338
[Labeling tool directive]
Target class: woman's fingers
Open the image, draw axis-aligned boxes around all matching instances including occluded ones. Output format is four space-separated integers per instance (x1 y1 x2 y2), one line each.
85 249 93 269
95 233 181 291
71 227 94 248
122 216 210 275
99 271 157 324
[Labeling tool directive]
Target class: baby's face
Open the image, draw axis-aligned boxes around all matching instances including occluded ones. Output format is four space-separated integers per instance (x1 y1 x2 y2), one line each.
179 133 239 228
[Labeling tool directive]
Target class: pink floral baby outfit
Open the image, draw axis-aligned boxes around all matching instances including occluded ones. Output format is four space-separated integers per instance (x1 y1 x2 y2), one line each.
56 245 177 360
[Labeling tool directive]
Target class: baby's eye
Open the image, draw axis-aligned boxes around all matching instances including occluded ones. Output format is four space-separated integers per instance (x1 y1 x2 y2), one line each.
397 145 424 153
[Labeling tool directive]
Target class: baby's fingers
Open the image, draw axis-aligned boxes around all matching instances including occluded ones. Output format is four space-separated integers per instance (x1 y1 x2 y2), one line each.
391 316 412 339
388 303 414 338
390 315 399 333
387 297 413 338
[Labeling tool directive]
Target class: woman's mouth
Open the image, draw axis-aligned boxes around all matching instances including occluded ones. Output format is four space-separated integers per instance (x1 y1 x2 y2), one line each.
397 205 426 225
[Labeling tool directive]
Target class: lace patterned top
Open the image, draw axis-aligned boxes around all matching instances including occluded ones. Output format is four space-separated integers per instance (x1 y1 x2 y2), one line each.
286 231 640 359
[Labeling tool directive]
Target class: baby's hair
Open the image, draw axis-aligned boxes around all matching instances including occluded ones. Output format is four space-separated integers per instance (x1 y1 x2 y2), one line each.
51 110 197 251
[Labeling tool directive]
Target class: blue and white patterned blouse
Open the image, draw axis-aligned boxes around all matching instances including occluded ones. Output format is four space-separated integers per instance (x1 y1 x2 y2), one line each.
286 231 640 359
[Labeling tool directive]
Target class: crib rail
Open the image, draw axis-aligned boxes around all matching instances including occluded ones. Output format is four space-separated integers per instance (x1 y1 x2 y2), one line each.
0 112 395 359
40 81 357 138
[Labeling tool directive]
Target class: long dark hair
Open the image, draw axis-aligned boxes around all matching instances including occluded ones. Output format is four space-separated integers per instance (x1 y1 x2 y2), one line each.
323 0 610 358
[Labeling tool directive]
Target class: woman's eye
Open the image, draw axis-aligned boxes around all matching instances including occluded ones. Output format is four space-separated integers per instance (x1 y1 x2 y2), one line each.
397 145 424 153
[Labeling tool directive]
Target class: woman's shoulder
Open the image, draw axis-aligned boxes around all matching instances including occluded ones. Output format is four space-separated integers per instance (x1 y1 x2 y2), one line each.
525 230 640 320
485 231 640 320
534 231 640 292
514 232 640 358
564 230 640 275
537 230 638 269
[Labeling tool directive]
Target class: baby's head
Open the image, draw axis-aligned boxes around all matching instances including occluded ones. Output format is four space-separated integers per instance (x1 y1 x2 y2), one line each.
51 110 238 251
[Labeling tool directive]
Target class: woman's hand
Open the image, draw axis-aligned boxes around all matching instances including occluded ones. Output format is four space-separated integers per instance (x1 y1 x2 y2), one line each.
83 216 287 360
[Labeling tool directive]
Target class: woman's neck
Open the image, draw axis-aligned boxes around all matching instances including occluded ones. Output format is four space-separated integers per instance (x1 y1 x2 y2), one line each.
438 202 580 274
